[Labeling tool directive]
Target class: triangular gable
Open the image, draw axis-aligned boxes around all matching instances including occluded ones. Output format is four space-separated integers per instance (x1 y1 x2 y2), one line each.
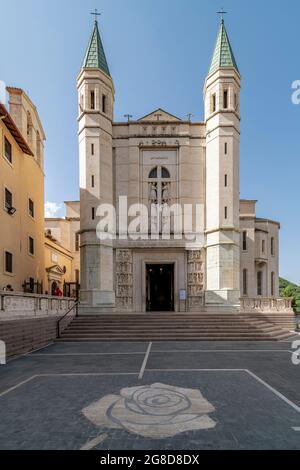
138 108 181 122
46 265 65 275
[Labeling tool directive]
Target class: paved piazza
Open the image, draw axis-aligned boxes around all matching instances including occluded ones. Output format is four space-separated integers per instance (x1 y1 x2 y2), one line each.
0 339 300 450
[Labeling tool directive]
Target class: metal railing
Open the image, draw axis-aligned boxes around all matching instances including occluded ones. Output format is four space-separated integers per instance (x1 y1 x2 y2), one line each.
57 302 79 338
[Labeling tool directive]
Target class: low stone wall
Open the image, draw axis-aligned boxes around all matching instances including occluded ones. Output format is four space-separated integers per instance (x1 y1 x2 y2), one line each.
0 292 75 320
240 297 293 314
0 293 76 359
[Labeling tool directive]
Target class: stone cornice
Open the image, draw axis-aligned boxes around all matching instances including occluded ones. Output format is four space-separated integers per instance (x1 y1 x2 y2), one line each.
205 227 240 235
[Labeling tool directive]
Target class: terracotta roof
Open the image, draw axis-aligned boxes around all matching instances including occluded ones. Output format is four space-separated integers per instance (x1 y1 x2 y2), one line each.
0 103 33 156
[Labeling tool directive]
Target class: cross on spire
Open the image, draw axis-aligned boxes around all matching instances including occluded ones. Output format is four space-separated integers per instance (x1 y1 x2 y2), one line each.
217 8 227 23
91 8 101 23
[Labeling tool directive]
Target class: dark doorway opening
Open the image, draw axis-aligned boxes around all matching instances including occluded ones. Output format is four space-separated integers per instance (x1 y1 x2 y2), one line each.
146 264 174 312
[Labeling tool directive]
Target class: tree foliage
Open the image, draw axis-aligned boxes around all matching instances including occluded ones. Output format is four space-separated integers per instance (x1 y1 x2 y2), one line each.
280 278 300 312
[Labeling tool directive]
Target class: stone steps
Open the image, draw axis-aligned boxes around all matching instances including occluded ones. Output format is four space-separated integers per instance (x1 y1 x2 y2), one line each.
59 334 292 342
240 313 295 332
58 313 295 342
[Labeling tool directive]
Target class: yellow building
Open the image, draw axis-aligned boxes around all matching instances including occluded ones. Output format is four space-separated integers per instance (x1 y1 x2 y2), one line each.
44 201 80 297
0 87 45 292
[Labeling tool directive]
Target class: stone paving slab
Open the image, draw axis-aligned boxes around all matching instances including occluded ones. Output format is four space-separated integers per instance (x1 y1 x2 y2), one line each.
0 371 299 450
0 352 143 395
31 342 149 355
151 340 294 351
0 340 299 450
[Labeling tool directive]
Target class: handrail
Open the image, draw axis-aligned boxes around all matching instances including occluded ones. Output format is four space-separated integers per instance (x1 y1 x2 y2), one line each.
57 302 79 338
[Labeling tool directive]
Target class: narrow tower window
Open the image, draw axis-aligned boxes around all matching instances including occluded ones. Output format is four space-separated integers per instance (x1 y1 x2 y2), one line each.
257 271 263 296
223 90 228 109
27 112 33 144
91 143 95 155
243 269 248 296
262 240 265 253
271 272 275 297
271 237 275 256
102 94 107 114
90 91 95 110
234 93 238 110
211 93 216 113
75 233 80 252
91 175 95 188
225 143 228 155
224 174 228 187
242 231 247 251
36 131 41 165
92 207 95 220
224 206 228 219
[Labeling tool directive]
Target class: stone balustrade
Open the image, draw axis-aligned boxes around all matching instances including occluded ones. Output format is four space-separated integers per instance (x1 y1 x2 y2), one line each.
0 292 76 320
240 297 293 314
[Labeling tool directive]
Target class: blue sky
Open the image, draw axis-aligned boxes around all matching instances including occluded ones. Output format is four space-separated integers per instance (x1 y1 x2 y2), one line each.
1 0 300 283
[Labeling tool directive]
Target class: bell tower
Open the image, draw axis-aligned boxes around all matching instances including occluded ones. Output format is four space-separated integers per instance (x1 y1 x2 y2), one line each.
204 19 241 308
77 17 115 311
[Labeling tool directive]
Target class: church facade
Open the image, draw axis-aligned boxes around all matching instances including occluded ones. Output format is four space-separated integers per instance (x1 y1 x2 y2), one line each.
77 19 280 313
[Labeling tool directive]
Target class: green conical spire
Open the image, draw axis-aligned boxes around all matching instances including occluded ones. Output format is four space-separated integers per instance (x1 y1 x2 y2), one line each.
209 20 239 75
82 20 110 76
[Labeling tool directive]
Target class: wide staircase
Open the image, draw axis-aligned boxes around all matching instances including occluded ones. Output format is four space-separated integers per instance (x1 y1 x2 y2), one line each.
57 312 296 342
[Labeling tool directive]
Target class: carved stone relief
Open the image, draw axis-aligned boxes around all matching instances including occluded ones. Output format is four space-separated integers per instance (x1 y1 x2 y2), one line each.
116 250 133 310
187 250 205 311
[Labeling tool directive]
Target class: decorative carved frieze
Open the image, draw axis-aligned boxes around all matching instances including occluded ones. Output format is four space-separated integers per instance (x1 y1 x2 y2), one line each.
116 249 133 310
240 297 293 313
187 250 204 311
0 293 76 319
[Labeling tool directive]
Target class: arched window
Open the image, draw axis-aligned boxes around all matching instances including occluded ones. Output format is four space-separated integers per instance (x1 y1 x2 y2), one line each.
149 167 158 179
161 167 170 179
148 165 172 235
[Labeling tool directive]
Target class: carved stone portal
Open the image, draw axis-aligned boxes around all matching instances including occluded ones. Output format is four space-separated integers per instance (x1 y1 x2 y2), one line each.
187 250 205 311
116 250 133 310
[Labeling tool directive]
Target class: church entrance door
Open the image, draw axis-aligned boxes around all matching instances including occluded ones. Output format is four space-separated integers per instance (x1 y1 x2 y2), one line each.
146 264 174 312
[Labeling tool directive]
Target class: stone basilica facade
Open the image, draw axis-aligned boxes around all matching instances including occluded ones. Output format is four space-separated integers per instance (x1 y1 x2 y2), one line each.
77 19 280 313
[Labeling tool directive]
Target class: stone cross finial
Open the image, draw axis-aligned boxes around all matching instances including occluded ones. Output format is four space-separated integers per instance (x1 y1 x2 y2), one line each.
217 8 227 22
124 114 133 122
91 8 101 23
186 113 195 122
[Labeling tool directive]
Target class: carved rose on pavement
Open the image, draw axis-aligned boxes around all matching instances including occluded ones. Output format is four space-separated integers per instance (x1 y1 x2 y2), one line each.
82 383 216 439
